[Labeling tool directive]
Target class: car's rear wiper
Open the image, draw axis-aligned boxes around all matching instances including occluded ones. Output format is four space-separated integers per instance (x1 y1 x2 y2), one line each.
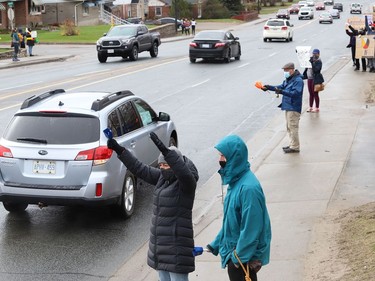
17 138 48 144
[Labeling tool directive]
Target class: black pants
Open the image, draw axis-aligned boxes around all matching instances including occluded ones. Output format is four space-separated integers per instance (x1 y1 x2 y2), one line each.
227 261 257 281
355 58 366 71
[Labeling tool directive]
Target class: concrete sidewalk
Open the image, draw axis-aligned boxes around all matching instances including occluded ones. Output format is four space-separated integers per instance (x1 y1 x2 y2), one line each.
108 59 375 281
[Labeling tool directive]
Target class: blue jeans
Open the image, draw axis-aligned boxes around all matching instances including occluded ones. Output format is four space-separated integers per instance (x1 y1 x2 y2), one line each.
158 270 189 281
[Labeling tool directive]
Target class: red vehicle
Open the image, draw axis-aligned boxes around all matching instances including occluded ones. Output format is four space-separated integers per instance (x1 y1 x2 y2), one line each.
288 4 300 14
315 2 326 10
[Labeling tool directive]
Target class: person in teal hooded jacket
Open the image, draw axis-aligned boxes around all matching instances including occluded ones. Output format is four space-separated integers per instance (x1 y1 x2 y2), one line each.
206 135 271 281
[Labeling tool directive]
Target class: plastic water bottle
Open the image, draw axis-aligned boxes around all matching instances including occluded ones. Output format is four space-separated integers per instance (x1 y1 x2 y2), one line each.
192 246 203 256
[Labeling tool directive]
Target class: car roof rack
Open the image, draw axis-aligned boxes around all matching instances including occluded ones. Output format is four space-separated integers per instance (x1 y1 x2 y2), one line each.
21 89 66 109
91 90 134 111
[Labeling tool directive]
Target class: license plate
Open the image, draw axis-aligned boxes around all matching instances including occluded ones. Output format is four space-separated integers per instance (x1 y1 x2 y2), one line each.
33 160 56 174
201 44 210 48
107 49 114 53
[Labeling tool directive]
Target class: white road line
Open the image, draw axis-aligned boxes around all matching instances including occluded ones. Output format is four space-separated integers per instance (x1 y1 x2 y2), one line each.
268 52 277 57
191 79 210 88
0 81 43 91
238 63 250 68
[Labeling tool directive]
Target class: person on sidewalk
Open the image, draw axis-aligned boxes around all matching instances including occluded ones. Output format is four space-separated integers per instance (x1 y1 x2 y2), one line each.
107 132 199 281
346 23 367 72
306 49 324 113
26 28 35 57
365 16 375 73
191 18 196 36
11 28 20 62
206 135 271 281
262 62 304 153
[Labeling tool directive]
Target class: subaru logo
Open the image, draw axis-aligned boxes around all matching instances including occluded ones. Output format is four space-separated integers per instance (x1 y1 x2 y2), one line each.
38 150 48 156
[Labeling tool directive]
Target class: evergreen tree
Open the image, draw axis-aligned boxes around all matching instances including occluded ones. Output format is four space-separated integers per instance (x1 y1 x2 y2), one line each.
220 0 244 15
202 0 230 19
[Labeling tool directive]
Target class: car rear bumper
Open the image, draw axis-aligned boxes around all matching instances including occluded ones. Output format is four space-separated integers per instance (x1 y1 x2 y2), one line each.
189 48 227 59
0 193 119 206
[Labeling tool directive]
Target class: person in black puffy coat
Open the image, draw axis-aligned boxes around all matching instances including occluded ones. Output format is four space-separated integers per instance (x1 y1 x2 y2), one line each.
107 132 199 281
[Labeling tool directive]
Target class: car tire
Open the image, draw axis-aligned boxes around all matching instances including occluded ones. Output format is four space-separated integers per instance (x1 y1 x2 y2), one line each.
98 52 108 63
129 46 139 61
169 136 177 147
111 171 136 219
190 57 196 63
150 42 158 58
290 36 293 42
263 38 267 42
3 202 28 212
299 17 302 20
224 49 231 63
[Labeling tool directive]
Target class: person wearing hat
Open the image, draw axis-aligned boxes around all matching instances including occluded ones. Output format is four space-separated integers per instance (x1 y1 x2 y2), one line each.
261 62 304 153
107 132 199 281
306 48 324 113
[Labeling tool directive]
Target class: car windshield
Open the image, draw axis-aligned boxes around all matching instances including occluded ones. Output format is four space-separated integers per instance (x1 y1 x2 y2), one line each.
107 26 137 37
3 113 100 144
267 20 286 26
194 31 225 40
300 7 310 10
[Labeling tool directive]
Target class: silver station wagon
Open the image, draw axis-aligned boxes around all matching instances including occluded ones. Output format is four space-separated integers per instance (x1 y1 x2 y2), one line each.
0 89 178 219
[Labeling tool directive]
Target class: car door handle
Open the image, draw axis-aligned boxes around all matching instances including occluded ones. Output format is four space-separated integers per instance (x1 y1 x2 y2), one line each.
130 140 136 148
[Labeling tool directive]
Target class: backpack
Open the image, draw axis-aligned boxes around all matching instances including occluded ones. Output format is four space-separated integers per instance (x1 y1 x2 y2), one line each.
18 33 23 42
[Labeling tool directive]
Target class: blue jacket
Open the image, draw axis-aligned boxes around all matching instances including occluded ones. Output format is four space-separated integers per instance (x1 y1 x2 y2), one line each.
267 70 304 113
208 135 271 268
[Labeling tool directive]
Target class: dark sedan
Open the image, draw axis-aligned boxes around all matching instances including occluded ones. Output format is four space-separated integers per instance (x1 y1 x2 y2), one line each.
189 30 241 63
276 9 291 19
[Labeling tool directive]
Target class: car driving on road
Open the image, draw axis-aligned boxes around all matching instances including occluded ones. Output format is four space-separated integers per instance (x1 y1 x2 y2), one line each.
350 3 362 13
299 6 314 19
96 24 161 63
319 12 333 23
263 18 294 42
189 30 241 63
0 89 178 219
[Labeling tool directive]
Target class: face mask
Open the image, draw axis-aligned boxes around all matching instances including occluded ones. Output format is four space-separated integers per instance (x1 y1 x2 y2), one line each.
284 71 290 79
161 168 175 182
219 161 226 168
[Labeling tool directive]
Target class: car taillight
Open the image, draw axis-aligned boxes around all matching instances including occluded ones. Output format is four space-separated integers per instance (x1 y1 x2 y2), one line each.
75 146 113 166
96 183 103 197
0 145 13 158
281 27 288 30
264 26 270 30
214 42 225 48
189 42 197 47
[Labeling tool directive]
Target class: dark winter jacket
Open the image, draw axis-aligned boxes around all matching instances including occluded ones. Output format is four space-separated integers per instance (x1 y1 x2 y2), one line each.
267 69 304 113
26 32 35 46
118 148 199 273
310 57 324 85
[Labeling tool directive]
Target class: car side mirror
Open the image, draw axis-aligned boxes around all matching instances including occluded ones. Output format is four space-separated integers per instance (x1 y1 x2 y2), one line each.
290 24 294 27
234 37 239 40
158 112 170 121
137 30 145 35
103 33 107 36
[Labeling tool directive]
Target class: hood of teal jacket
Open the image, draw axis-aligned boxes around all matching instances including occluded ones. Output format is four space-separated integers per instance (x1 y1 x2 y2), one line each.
215 135 250 185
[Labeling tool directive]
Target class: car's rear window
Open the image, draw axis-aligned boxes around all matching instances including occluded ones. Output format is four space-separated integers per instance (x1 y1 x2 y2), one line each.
267 21 285 26
3 113 100 144
195 31 225 40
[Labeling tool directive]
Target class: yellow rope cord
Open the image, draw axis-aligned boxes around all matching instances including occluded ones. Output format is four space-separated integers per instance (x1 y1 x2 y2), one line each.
233 250 251 281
